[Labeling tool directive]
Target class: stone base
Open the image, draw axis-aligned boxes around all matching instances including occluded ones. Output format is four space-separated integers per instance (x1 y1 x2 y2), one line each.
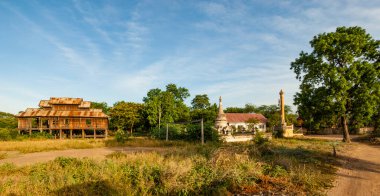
283 129 294 137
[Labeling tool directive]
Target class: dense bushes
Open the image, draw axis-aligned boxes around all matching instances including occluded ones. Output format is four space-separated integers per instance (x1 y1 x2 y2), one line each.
0 128 18 141
0 112 17 129
150 122 219 142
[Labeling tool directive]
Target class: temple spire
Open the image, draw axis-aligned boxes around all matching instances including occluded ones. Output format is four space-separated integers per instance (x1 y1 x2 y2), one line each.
218 96 224 114
215 96 227 131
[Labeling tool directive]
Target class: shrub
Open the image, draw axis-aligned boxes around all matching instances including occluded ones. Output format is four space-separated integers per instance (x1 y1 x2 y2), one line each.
273 129 284 138
252 132 269 145
30 132 53 139
115 129 129 143
151 122 220 143
0 128 18 141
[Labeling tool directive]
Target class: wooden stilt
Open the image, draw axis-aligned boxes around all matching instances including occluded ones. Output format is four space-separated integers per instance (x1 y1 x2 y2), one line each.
59 129 62 139
82 129 85 139
94 129 96 139
70 129 73 139
39 117 42 133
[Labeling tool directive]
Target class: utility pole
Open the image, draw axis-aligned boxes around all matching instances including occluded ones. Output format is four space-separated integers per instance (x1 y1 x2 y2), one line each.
201 118 204 145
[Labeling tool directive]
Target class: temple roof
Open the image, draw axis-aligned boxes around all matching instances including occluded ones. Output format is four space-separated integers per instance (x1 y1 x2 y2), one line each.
17 108 108 118
38 98 91 108
49 97 83 105
225 113 267 123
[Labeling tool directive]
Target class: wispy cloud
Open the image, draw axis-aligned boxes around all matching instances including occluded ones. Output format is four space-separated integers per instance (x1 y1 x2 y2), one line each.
0 0 379 114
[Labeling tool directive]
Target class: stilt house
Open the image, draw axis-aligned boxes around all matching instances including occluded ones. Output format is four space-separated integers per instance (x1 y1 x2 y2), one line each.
17 97 109 139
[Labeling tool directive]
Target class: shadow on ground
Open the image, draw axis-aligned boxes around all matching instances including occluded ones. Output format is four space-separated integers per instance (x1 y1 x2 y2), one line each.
54 180 118 196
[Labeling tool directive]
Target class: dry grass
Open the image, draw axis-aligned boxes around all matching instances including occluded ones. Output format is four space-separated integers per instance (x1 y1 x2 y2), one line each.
0 139 106 153
0 137 345 195
0 152 7 160
0 137 190 153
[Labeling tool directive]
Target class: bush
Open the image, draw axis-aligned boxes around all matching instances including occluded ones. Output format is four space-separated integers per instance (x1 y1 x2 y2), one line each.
115 129 129 143
151 122 220 143
0 128 18 141
273 129 284 138
30 132 53 139
252 132 269 145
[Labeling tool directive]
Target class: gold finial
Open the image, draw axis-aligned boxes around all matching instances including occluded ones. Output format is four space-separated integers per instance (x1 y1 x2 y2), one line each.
280 89 284 95
219 96 222 102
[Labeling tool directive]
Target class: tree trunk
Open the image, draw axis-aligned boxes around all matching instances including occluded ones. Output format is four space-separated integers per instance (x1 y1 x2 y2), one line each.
130 122 134 136
158 107 161 130
341 116 351 143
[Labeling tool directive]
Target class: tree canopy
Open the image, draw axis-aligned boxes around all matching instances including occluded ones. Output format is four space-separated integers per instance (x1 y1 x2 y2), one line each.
91 102 110 114
143 84 190 129
109 101 143 134
190 94 217 123
291 26 380 142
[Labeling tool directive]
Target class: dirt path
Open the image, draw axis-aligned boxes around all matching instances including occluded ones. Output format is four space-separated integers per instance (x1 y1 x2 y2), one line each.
327 142 380 196
0 147 165 166
303 135 380 196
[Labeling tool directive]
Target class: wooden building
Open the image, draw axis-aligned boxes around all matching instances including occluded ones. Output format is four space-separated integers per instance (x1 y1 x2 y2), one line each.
17 97 109 139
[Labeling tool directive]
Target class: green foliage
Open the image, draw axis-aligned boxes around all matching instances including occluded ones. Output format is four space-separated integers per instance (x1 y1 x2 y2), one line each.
0 112 17 129
90 102 109 114
109 101 144 133
224 103 257 113
273 129 284 138
115 129 129 143
263 164 288 177
246 118 260 131
151 122 220 142
252 132 269 145
30 132 53 139
291 26 380 140
0 128 18 141
191 94 211 109
190 94 218 124
143 84 190 129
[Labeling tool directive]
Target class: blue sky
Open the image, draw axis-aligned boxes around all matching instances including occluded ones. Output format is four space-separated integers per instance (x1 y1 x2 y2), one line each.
0 0 379 114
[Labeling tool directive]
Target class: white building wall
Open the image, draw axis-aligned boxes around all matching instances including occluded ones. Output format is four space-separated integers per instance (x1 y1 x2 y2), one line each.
228 122 266 132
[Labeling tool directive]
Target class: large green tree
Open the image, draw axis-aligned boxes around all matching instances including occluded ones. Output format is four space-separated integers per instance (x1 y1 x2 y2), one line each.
109 101 143 134
143 84 190 129
190 94 217 123
291 26 380 142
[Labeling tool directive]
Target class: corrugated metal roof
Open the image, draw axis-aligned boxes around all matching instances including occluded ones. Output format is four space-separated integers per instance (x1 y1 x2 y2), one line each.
39 100 51 108
79 101 91 108
226 113 267 123
17 108 108 118
49 97 83 105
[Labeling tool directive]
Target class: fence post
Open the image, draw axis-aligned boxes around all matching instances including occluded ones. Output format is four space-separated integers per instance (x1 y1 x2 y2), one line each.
166 123 169 141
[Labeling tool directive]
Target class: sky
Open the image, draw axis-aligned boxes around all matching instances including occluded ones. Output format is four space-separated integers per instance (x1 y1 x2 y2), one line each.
0 0 379 114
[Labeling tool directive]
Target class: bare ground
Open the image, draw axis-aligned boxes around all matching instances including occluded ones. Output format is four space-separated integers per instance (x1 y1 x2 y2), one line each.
0 147 166 166
304 135 380 196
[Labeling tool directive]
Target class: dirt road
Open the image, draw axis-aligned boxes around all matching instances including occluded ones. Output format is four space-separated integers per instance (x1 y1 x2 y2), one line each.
304 135 380 196
0 147 165 166
327 142 380 196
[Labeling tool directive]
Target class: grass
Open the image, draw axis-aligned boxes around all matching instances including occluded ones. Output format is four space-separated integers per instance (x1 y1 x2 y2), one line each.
0 137 190 153
0 137 345 195
0 152 7 160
